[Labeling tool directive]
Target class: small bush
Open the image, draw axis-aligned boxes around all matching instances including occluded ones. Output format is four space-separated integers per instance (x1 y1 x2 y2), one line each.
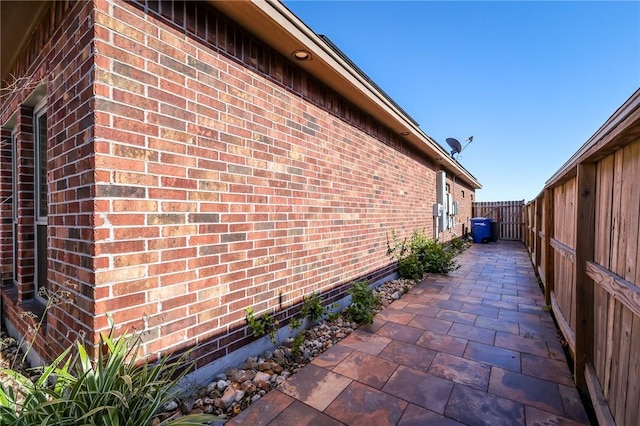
300 293 325 323
423 239 459 274
388 229 459 278
417 236 459 274
288 316 302 330
345 281 381 325
444 236 469 256
245 308 279 343
398 253 424 280
290 332 306 357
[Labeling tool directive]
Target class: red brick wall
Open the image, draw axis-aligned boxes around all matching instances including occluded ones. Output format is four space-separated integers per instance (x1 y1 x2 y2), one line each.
90 0 475 367
1 0 96 360
2 0 476 366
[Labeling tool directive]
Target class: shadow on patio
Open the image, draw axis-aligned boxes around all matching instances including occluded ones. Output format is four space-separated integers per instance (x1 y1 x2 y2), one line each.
228 241 590 425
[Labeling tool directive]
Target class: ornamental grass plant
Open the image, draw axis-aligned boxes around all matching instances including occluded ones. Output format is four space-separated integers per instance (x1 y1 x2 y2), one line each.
0 328 218 426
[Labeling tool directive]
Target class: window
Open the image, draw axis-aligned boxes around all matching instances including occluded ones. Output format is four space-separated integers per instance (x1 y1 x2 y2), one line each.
34 101 48 298
11 128 18 285
461 190 465 198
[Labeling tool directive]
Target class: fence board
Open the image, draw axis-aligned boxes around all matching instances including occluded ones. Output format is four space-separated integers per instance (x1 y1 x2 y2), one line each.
623 143 640 283
593 285 609 386
613 307 633 421
610 150 624 276
624 315 640 426
543 189 554 304
595 154 614 269
604 294 616 401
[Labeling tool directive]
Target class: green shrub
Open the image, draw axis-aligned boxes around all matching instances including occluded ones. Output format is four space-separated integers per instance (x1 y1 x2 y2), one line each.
300 293 325 323
0 330 218 426
398 253 424 280
445 236 468 256
345 281 381 325
290 332 306 357
388 229 459 278
245 308 279 343
420 238 459 274
288 316 302 330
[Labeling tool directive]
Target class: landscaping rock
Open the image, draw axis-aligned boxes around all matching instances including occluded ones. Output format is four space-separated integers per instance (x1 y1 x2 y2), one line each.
220 386 237 409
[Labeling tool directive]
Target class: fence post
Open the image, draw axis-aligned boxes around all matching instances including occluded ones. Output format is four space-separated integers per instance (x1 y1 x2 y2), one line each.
543 188 554 305
535 197 543 270
575 162 596 394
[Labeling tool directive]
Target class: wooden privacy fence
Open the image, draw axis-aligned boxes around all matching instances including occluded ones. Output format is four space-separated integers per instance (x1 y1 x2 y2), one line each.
472 200 524 240
523 89 640 426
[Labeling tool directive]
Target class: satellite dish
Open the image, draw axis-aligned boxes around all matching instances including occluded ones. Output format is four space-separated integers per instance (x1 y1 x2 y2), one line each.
446 136 474 158
446 138 462 156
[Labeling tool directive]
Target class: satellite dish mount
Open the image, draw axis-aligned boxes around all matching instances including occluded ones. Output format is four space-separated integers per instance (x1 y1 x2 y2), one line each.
446 136 473 159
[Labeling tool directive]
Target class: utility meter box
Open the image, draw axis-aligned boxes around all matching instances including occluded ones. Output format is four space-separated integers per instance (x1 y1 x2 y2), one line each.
452 201 460 215
432 203 443 217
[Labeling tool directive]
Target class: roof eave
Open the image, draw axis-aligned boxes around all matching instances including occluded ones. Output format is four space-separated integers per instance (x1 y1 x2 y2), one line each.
0 1 50 86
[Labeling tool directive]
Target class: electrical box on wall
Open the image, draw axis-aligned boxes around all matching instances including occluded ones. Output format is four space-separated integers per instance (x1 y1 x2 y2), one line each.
436 171 447 231
452 201 460 215
433 203 443 217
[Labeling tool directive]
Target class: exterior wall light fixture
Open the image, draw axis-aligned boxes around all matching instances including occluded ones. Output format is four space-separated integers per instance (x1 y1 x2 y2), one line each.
292 50 311 60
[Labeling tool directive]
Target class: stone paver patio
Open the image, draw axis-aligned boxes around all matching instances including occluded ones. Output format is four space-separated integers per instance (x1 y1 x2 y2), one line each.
228 241 591 425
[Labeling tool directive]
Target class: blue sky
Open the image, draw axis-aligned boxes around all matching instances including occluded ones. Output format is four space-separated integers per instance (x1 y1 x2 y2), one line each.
283 1 640 202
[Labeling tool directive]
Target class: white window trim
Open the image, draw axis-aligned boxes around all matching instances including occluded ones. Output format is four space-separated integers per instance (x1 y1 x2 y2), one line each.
34 99 47 224
11 127 18 286
33 99 47 302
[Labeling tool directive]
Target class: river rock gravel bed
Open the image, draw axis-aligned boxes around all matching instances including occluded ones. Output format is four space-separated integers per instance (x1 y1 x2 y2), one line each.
152 277 418 423
0 278 418 424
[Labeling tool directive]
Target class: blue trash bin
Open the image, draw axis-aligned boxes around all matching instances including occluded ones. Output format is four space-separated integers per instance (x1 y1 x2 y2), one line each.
471 217 492 243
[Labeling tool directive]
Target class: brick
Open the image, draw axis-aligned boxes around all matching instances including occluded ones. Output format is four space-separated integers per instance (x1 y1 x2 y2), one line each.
160 270 196 286
113 252 158 268
113 171 157 186
148 87 188 109
112 277 158 296
96 240 146 255
220 233 246 243
114 226 160 240
159 54 196 78
161 176 196 189
161 201 196 213
95 98 145 121
189 213 220 223
162 293 197 311
114 57 159 84
105 213 145 226
187 55 218 76
148 187 187 200
160 247 197 261
95 184 146 198
162 224 198 237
